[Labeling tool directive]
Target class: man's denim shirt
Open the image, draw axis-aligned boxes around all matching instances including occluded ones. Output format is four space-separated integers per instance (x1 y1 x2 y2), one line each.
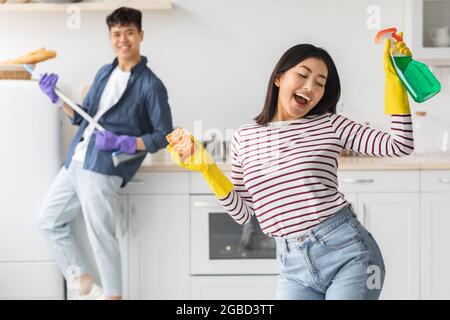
63 56 173 187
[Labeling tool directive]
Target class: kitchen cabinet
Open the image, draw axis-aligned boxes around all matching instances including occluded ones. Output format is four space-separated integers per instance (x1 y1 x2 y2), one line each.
190 276 278 300
69 167 450 300
356 193 420 300
339 170 421 300
405 0 450 64
420 170 450 299
128 194 190 300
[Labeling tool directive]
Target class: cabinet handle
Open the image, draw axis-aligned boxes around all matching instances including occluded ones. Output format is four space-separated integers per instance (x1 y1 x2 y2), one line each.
128 179 144 185
131 204 138 236
438 178 450 184
342 178 375 184
360 203 367 225
120 204 128 238
193 201 222 208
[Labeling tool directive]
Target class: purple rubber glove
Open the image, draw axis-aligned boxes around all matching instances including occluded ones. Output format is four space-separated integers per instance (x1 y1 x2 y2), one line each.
94 131 137 154
38 73 59 104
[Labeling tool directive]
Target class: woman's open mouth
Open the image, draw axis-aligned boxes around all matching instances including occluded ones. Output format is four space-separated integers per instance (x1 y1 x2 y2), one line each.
294 92 311 107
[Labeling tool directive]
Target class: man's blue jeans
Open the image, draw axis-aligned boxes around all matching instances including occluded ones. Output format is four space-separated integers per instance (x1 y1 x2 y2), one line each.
37 161 123 297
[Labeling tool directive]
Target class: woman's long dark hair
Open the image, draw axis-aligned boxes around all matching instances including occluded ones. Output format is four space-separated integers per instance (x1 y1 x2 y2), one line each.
254 44 341 125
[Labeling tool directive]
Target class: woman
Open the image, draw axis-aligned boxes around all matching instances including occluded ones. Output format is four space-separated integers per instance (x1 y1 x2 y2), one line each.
167 36 413 300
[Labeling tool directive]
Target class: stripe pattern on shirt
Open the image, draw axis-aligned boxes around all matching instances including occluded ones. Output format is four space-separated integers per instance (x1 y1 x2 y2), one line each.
217 113 414 239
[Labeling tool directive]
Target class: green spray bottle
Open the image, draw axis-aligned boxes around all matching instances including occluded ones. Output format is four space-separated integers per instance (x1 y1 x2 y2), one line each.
375 27 441 103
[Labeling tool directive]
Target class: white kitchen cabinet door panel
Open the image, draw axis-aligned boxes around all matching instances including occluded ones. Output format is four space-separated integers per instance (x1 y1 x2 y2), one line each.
0 261 63 299
128 195 190 299
420 193 450 300
358 193 420 300
190 276 277 300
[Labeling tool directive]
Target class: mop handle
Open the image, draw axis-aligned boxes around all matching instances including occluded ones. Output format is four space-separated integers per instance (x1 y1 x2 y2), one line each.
24 64 147 167
23 64 105 132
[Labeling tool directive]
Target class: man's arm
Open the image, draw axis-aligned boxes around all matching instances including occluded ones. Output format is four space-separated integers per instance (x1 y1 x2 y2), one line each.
136 137 146 151
62 103 75 119
139 79 173 153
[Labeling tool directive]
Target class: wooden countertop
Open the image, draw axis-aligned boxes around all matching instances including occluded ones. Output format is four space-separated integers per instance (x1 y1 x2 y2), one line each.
138 155 450 172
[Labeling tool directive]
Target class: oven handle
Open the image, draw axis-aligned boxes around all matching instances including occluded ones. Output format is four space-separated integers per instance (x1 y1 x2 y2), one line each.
193 201 222 208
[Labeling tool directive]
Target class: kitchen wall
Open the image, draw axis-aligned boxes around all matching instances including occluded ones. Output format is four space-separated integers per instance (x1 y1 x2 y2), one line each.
1 0 449 157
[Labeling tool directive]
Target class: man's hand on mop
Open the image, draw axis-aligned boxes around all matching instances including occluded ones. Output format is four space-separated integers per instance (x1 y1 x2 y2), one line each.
38 73 59 104
94 131 137 154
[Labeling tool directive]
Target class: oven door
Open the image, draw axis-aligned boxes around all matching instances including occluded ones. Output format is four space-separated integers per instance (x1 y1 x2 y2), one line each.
190 195 278 275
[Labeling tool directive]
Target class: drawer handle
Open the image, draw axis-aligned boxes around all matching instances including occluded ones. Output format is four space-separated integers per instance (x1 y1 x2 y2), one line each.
131 204 139 236
438 178 450 184
342 178 375 184
193 201 222 208
128 179 144 185
120 204 128 237
361 203 367 225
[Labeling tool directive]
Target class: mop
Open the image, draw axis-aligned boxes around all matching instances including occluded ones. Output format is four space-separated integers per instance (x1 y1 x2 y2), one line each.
23 64 146 167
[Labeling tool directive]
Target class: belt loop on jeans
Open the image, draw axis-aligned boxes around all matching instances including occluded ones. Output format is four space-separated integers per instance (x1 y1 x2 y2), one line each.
297 232 313 245
307 229 319 243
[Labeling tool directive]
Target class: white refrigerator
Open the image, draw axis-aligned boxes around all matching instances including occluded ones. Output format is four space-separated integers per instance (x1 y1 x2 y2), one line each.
0 80 64 299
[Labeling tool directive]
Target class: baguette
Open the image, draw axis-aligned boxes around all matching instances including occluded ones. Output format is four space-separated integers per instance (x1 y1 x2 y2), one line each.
2 48 56 65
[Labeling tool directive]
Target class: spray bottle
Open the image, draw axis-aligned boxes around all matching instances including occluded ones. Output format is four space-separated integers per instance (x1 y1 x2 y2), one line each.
375 27 441 103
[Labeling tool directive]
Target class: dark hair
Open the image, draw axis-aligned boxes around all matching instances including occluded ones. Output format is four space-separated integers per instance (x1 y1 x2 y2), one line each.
106 7 142 32
254 44 341 125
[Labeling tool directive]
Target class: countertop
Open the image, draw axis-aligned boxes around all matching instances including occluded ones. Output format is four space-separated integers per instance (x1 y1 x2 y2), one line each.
138 155 450 172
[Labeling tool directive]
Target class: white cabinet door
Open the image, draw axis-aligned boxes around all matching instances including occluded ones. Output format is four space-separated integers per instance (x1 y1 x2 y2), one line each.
420 193 450 299
128 194 190 299
405 0 450 62
190 276 278 300
357 193 420 300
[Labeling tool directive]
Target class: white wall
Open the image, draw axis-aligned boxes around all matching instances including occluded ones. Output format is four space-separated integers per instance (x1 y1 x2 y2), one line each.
1 0 449 155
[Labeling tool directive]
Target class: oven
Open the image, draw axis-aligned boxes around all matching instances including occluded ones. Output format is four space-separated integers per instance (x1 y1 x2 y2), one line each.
190 195 277 275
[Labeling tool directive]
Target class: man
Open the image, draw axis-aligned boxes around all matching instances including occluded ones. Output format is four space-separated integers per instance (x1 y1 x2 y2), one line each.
37 7 173 300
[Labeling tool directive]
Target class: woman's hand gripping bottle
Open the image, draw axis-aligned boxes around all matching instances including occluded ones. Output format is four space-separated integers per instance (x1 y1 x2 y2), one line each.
375 27 441 103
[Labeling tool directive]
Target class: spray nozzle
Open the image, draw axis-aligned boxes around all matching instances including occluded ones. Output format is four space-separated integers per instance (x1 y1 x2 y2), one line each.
375 27 405 56
375 27 403 43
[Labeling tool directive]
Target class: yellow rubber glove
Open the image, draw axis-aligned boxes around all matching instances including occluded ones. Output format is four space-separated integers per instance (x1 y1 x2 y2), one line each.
166 131 234 198
384 32 412 115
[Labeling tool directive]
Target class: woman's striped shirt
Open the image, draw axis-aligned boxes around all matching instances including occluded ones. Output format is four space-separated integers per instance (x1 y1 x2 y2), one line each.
217 112 414 239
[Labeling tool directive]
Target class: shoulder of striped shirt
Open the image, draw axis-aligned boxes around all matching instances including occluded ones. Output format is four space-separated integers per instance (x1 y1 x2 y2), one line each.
238 122 264 132
237 113 335 132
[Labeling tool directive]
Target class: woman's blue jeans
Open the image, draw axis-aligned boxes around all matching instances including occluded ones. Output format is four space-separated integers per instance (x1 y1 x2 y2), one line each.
275 205 386 300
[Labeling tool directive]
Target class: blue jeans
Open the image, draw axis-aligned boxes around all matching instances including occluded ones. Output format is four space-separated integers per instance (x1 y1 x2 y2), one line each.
37 161 123 297
275 205 386 300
